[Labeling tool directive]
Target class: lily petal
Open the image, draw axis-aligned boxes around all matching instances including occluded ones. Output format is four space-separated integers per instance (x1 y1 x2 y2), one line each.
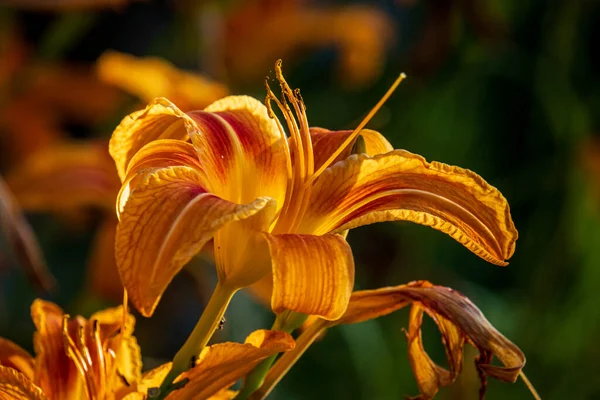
407 305 464 399
110 98 194 181
30 300 80 400
88 306 141 390
132 362 172 396
6 142 120 212
188 96 289 207
116 166 276 316
123 139 204 183
309 127 393 170
167 330 294 400
302 150 517 266
0 366 48 400
264 233 354 320
0 339 35 380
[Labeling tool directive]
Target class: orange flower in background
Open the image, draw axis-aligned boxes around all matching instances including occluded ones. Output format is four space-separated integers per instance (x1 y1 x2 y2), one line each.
2 51 230 300
0 64 122 167
205 0 394 88
97 51 229 112
256 281 535 400
0 299 294 400
111 59 517 322
4 142 123 299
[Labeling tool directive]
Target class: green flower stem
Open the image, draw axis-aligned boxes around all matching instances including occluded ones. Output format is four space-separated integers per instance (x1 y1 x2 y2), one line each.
158 282 237 397
250 320 331 400
235 311 308 400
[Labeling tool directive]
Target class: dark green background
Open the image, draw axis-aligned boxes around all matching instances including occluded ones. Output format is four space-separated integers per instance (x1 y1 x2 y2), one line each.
1 0 599 399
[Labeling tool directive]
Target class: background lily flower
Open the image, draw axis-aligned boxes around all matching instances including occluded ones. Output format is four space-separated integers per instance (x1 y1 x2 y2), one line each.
111 61 517 325
4 142 123 300
201 0 395 88
97 51 229 112
254 281 532 400
1 49 230 301
0 299 294 400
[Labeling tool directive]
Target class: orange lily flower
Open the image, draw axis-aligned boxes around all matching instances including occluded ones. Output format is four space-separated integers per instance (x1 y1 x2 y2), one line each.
255 281 536 400
110 61 517 390
112 60 516 321
4 142 123 300
0 299 294 400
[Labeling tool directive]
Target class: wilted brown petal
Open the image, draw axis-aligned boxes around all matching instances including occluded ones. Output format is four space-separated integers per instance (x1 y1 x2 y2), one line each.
339 281 525 399
263 281 525 400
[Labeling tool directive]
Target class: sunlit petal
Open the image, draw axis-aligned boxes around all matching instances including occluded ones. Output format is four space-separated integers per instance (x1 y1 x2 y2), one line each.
0 366 47 400
109 98 194 181
302 150 517 266
264 233 354 320
123 139 204 183
0 339 35 381
116 166 276 316
167 330 294 400
188 95 289 206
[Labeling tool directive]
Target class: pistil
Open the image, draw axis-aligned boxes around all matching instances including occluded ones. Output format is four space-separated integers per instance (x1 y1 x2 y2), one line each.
307 72 407 186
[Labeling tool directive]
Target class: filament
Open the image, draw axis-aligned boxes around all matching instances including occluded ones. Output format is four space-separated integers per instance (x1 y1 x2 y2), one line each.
307 73 407 185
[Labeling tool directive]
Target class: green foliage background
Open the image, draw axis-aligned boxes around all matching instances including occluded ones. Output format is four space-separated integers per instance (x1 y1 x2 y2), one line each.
1 0 599 399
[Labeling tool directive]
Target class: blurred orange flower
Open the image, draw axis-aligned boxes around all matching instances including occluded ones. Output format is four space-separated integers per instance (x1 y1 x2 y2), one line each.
3 51 230 300
97 51 229 112
0 64 122 166
5 142 123 299
206 0 395 88
0 299 294 400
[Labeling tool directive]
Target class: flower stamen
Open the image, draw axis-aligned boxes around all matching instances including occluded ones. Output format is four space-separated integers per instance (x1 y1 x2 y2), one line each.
307 72 407 186
62 315 96 400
